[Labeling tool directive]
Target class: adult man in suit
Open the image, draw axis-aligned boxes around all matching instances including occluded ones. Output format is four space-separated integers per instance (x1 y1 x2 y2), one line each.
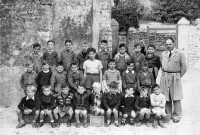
160 37 187 123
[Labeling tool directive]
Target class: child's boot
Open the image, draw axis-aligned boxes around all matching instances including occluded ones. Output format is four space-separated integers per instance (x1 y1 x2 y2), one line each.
115 120 119 127
152 119 158 128
158 118 166 128
51 121 56 128
130 119 135 126
105 120 111 127
146 119 151 127
37 121 44 127
75 122 81 128
16 123 26 128
83 122 88 128
55 118 60 128
121 119 126 126
67 120 71 127
32 121 37 128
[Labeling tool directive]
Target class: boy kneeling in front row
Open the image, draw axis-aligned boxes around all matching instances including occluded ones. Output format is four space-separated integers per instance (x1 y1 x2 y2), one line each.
72 84 94 128
150 84 167 128
121 85 137 126
16 85 40 128
102 81 121 127
53 84 74 127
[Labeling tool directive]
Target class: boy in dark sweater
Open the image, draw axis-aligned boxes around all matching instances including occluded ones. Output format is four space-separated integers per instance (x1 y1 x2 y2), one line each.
60 39 76 72
51 61 68 96
16 85 40 128
53 84 73 127
43 40 58 72
38 85 56 128
137 62 155 95
76 41 89 71
96 40 111 73
135 87 151 127
37 60 52 97
129 43 146 74
27 43 42 73
67 62 84 94
145 45 161 81
122 61 138 94
20 61 38 94
102 81 121 127
72 84 94 128
121 85 137 126
114 43 130 75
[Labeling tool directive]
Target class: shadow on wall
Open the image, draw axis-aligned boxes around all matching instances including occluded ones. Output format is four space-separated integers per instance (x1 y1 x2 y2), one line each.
0 67 25 107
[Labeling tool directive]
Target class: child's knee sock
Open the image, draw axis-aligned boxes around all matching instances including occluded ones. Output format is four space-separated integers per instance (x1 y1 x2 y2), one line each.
75 114 80 123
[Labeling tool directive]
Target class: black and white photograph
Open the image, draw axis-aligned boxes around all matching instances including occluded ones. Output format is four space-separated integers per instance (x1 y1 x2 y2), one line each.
0 0 199 135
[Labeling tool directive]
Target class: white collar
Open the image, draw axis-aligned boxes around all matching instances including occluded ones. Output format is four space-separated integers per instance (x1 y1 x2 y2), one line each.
43 70 50 73
99 49 107 51
125 94 134 98
140 95 148 98
168 48 175 54
26 96 34 100
126 70 134 74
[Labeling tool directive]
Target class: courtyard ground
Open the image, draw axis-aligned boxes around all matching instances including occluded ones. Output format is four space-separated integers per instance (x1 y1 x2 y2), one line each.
0 70 199 135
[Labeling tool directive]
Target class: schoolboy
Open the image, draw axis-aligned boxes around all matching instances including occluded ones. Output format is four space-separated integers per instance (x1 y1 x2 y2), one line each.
37 60 52 97
67 62 84 94
91 82 104 116
83 47 103 92
114 43 130 75
102 81 121 127
50 61 68 96
27 43 42 73
38 85 56 128
53 84 73 127
129 43 146 73
121 85 137 126
122 61 138 94
42 40 58 72
72 84 94 128
96 40 111 73
137 62 155 95
145 45 161 81
76 41 89 71
20 61 38 94
150 84 167 128
135 87 151 127
16 85 40 128
103 59 122 93
60 39 76 72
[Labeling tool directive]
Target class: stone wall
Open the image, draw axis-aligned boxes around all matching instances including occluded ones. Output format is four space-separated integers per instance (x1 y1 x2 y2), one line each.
0 0 93 107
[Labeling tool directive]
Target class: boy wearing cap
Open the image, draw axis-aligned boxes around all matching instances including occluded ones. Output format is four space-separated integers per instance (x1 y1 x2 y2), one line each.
102 81 121 127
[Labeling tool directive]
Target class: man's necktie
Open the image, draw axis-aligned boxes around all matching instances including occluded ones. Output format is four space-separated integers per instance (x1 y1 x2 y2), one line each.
169 51 172 58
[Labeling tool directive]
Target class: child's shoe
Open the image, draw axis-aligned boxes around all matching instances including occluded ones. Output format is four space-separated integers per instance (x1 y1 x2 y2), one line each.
16 123 26 128
32 122 37 128
76 122 81 128
152 120 158 128
67 121 71 127
115 121 119 127
51 122 56 128
130 119 135 126
121 120 125 126
83 122 88 128
136 121 142 127
37 121 44 127
158 119 166 128
146 121 151 127
105 121 111 127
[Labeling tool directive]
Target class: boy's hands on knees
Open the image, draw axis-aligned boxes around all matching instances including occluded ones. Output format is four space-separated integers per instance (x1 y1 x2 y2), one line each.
24 109 29 114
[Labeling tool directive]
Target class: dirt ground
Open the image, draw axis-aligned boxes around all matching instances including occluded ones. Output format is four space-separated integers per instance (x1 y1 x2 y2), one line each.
0 70 199 135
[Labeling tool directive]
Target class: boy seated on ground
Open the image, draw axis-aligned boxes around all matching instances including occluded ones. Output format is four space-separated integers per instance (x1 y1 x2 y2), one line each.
150 84 167 128
102 81 121 127
16 85 40 128
135 86 151 127
121 85 137 126
91 82 104 116
53 84 73 127
72 84 94 128
38 85 56 128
